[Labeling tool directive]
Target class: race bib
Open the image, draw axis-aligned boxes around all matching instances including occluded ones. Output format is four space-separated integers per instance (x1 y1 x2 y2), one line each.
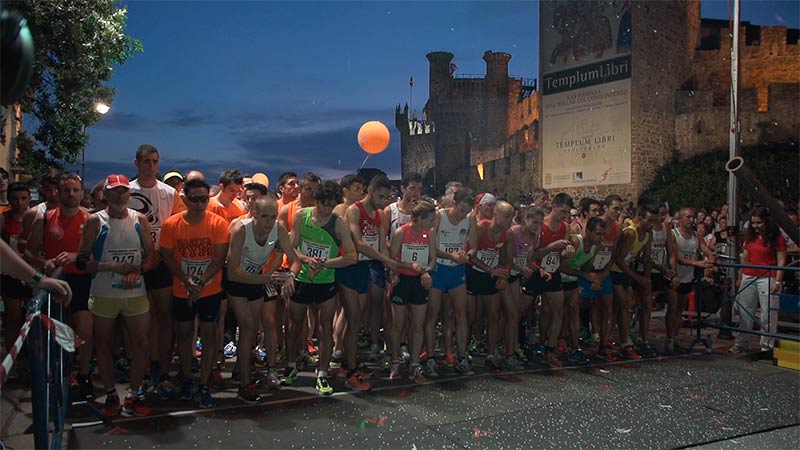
264 283 279 298
511 255 528 276
241 256 264 274
9 235 19 252
401 243 429 265
301 241 331 260
542 251 561 273
593 250 612 270
359 234 379 261
150 226 161 247
475 249 499 273
652 247 665 265
437 241 465 265
109 248 140 265
182 258 211 285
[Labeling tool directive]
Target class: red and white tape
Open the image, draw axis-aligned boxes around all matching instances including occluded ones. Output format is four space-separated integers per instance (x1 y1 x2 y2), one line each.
0 312 76 387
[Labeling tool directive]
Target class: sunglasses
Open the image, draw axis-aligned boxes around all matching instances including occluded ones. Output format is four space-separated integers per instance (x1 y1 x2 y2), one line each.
187 195 209 203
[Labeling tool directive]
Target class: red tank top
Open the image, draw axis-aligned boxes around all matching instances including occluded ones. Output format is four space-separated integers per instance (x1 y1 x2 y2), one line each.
469 219 507 272
356 200 381 262
395 223 430 276
44 208 89 275
2 210 23 252
534 220 567 266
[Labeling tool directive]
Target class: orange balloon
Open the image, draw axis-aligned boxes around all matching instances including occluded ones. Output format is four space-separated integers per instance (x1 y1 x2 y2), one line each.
252 173 269 188
358 121 390 154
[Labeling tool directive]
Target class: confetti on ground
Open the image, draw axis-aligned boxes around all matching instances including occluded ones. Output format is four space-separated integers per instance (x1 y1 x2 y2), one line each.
615 428 632 434
659 404 673 409
473 427 495 438
598 369 610 373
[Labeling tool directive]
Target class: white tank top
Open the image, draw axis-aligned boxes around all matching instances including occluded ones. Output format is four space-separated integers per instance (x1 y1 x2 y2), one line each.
90 209 146 298
238 218 278 276
129 179 176 249
436 209 470 266
673 228 699 283
389 202 411 236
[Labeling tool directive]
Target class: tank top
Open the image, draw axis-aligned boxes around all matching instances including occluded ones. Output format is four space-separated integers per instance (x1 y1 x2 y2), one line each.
640 226 667 272
2 210 23 252
129 179 176 250
562 235 598 282
436 209 470 267
296 208 340 284
535 220 567 274
470 219 507 273
510 224 539 276
355 200 381 262
389 202 412 236
672 228 699 283
238 218 278 276
44 208 89 275
592 220 618 271
612 221 650 273
90 209 146 297
395 222 430 277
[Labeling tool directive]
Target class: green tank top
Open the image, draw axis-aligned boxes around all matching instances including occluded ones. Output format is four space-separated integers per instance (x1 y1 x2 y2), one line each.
611 220 650 273
562 234 598 282
296 208 341 284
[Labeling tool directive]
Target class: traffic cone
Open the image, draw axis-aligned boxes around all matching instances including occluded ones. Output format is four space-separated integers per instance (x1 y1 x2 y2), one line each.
687 291 697 320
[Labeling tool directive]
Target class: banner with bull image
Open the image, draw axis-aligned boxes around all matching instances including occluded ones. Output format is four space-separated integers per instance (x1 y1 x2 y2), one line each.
540 0 632 189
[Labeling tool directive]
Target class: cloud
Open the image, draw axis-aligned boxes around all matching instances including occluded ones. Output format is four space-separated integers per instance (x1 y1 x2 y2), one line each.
93 112 150 131
774 13 784 23
165 111 217 127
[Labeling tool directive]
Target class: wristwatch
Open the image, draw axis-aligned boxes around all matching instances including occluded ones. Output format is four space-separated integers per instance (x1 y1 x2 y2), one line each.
28 270 45 288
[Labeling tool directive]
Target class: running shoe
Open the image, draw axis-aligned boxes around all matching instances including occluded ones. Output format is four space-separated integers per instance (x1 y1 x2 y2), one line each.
591 332 601 346
223 341 237 359
358 334 371 350
157 379 178 400
455 359 475 376
237 384 263 404
556 338 569 354
389 362 402 380
300 351 319 367
410 365 427 384
281 367 298 386
443 351 458 367
275 348 286 364
265 369 282 390
607 342 622 353
316 377 334 395
504 355 525 371
345 373 372 391
369 344 382 362
468 337 480 355
332 349 344 363
357 363 374 380
254 345 268 365
380 355 392 370
663 338 675 355
196 386 216 409
513 346 528 362
622 345 642 360
568 349 591 365
177 380 193 401
101 394 120 417
424 358 439 377
636 342 657 358
307 339 318 355
484 355 501 371
122 394 152 417
672 339 688 353
399 345 411 363
543 351 563 368
419 348 429 363
209 368 226 389
195 337 203 352
596 346 619 362
532 342 546 357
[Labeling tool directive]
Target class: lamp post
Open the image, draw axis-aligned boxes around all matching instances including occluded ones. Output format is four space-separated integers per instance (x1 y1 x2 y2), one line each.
81 101 110 180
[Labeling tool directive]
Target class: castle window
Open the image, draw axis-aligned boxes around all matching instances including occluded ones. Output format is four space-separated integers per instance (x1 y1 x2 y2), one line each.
745 26 760 46
504 156 511 175
699 33 721 50
519 153 526 171
490 160 496 178
788 28 799 45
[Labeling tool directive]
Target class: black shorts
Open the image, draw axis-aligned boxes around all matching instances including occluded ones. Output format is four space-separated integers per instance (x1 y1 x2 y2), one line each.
336 263 370 294
173 292 223 323
562 280 579 292
508 274 523 284
291 281 337 305
225 280 265 301
390 274 428 305
522 271 562 296
648 272 667 292
1 274 32 299
466 265 500 296
64 273 91 313
611 271 634 287
676 282 693 294
143 260 172 290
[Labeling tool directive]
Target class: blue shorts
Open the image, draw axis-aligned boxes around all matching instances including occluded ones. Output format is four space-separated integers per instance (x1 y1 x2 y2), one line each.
578 275 613 299
337 263 370 294
431 264 466 293
369 261 387 288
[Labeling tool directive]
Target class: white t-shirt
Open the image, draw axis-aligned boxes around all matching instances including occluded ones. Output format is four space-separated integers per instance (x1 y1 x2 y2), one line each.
129 179 176 249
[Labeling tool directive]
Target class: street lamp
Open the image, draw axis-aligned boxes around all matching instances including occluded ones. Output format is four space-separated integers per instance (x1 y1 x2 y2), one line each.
81 101 110 180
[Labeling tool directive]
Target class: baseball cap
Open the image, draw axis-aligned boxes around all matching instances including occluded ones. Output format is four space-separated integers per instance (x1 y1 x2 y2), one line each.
164 170 184 182
478 193 497 206
105 174 130 189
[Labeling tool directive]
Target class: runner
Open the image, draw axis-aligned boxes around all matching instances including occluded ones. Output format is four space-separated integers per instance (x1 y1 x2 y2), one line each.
77 174 156 416
426 188 478 376
388 200 437 383
281 181 357 396
160 178 230 408
1 182 32 354
209 170 246 222
275 172 299 210
19 169 61 253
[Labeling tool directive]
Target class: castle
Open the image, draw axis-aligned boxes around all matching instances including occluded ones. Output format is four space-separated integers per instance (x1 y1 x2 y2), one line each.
396 0 799 202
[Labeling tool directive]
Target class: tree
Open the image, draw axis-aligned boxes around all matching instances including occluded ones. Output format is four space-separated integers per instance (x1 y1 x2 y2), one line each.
10 0 141 179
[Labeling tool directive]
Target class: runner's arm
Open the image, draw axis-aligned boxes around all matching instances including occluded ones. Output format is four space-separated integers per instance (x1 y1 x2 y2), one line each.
319 216 357 269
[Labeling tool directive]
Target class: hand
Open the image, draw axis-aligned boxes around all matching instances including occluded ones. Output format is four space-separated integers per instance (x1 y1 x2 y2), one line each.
562 244 576 259
540 269 553 282
548 239 570 252
696 259 714 269
770 281 782 294
495 277 508 290
670 276 681 290
491 267 509 279
270 270 289 284
520 265 534 278
389 273 400 287
591 282 602 291
453 252 469 265
116 262 139 274
281 277 296 300
420 272 432 290
384 259 399 272
37 277 72 305
587 272 602 284
121 272 142 289
186 277 203 303
410 263 426 274
54 251 73 267
44 258 58 276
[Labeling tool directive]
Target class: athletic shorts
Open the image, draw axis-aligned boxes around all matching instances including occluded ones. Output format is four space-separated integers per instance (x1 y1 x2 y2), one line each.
369 261 386 288
390 274 428 305
337 263 370 294
611 271 635 287
0 274 32 299
507 274 523 284
676 282 693 294
173 292 223 323
143 260 172 290
292 281 337 305
89 295 149 318
522 271 563 296
225 280 265 301
466 265 500 296
64 273 92 313
578 275 613 299
562 281 579 292
650 273 667 292
431 264 466 293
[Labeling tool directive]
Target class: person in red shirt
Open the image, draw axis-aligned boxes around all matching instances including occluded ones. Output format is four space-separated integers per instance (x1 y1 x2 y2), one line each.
1 182 32 353
731 206 787 353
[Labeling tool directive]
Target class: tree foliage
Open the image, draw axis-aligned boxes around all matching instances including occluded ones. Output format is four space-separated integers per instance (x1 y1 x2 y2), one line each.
643 143 800 210
10 0 141 178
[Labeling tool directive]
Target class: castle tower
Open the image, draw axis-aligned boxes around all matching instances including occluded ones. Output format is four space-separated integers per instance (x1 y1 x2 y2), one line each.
427 52 454 99
483 51 512 147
